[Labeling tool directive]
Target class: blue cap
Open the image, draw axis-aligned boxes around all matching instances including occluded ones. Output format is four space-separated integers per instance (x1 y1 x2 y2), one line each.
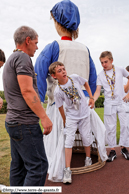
50 0 80 31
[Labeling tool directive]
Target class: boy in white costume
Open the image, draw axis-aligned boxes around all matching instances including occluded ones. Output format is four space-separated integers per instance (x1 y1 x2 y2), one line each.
49 61 94 184
123 66 129 140
94 51 129 162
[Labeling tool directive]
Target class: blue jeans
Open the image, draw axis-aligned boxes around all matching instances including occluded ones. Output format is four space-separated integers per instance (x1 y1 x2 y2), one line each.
5 122 48 191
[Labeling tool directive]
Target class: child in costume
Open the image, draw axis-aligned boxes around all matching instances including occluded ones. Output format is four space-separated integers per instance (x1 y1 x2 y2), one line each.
49 61 94 183
94 51 129 162
34 0 97 169
123 66 129 145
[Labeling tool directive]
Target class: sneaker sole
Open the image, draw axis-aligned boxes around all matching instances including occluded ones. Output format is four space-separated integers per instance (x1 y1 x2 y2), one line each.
63 180 72 184
121 151 129 160
107 155 117 162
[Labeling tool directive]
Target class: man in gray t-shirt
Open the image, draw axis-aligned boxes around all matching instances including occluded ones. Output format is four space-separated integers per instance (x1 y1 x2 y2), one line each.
3 26 52 189
4 50 39 124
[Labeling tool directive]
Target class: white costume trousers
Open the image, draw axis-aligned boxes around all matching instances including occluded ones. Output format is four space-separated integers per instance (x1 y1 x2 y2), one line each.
104 104 129 148
65 115 93 148
124 102 129 131
43 103 63 168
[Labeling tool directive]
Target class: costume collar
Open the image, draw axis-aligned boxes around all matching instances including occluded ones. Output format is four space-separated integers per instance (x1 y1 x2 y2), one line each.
61 36 72 41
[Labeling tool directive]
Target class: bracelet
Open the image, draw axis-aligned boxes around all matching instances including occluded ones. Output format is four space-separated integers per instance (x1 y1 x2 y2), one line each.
90 97 94 100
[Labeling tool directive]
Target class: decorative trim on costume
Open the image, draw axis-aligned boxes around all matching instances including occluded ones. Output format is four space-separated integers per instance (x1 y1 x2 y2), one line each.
58 76 80 110
104 65 115 100
61 36 72 41
58 76 76 98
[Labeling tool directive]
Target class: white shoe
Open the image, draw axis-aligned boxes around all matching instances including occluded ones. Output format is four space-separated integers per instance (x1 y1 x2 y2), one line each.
85 157 92 166
63 167 72 184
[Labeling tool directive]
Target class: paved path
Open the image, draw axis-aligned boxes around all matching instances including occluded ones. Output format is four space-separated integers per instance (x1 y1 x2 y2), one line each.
45 147 129 194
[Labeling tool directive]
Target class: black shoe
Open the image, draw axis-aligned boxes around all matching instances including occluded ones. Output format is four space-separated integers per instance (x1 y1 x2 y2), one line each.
107 150 117 162
121 147 129 160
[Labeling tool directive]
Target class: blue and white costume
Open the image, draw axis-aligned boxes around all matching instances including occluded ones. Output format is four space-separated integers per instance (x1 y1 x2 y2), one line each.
34 0 108 182
35 40 97 103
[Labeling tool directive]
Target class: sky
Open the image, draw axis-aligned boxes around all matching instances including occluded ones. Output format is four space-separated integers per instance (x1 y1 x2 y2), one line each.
0 0 129 91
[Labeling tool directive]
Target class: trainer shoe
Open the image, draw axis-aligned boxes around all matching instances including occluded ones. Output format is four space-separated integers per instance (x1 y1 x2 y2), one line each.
107 150 117 162
121 147 129 160
85 157 92 166
63 167 72 184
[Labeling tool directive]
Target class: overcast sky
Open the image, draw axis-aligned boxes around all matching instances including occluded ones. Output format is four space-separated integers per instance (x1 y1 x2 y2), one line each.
0 0 129 90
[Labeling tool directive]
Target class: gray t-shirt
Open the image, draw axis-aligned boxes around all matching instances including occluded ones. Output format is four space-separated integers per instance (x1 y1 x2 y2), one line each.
3 51 39 124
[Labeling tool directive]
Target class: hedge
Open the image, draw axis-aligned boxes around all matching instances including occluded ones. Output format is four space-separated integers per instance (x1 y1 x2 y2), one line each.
0 91 5 99
95 96 104 108
0 100 7 114
0 95 104 114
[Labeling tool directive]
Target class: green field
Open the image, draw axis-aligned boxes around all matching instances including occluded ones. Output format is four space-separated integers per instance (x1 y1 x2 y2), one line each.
0 108 120 187
0 114 11 187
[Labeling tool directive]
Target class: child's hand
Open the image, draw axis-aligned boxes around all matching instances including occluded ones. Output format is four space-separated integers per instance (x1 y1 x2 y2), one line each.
123 93 129 103
88 98 94 109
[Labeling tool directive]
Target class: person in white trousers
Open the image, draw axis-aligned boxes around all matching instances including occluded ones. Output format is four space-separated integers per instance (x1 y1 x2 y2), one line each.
94 51 129 162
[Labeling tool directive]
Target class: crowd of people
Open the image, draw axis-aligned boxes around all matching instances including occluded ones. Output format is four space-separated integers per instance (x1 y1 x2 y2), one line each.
1 0 129 190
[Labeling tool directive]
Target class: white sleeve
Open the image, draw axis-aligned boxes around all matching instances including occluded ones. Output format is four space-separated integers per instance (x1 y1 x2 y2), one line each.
120 67 129 78
97 74 103 86
123 77 128 86
54 91 64 108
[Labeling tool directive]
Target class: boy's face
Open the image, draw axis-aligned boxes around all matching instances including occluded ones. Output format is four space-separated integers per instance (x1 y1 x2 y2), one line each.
0 61 4 68
100 57 113 71
52 65 67 83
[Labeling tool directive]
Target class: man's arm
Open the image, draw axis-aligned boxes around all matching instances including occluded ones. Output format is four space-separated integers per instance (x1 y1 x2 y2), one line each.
93 85 101 102
59 105 66 127
0 97 3 110
17 75 53 135
84 82 94 109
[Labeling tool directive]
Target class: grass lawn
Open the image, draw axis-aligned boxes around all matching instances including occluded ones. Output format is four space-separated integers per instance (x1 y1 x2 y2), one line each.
0 114 11 186
0 107 120 187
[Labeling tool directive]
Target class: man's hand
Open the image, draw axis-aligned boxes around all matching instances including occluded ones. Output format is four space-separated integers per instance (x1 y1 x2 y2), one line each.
0 97 3 110
41 116 53 135
88 98 94 109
